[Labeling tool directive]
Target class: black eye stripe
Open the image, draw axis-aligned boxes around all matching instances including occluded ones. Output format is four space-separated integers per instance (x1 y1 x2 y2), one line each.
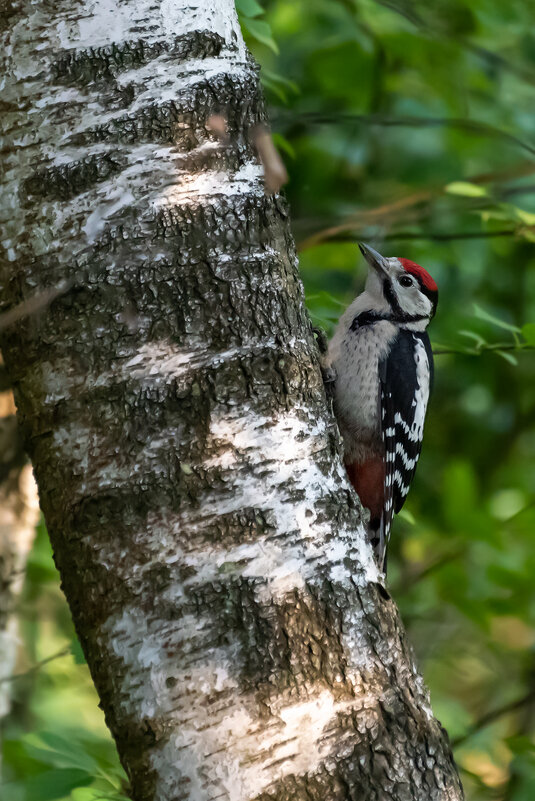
383 279 403 316
383 278 432 323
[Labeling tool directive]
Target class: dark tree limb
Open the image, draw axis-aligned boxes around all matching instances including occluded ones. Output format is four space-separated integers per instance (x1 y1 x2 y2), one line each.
452 691 535 748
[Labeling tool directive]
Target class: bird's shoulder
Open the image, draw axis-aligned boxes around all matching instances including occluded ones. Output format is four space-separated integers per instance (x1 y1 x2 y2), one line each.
379 329 432 383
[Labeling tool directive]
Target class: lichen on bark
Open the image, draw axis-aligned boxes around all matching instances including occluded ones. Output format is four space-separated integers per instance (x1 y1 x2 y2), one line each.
0 1 463 799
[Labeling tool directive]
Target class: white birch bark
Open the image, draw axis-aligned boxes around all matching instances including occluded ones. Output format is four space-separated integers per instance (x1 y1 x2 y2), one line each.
0 375 40 719
0 1 464 799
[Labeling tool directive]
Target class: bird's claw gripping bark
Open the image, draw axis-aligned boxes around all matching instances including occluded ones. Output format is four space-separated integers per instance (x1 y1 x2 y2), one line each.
312 327 336 399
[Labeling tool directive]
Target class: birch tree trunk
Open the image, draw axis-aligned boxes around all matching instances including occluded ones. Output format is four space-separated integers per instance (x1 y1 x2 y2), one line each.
0 1 464 799
0 364 40 720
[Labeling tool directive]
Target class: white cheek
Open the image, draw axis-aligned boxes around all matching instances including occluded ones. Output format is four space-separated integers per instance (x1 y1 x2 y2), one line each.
420 293 433 316
405 288 431 315
395 286 417 314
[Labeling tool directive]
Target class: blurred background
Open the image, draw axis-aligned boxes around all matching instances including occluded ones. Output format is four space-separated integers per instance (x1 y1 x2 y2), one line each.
3 1 535 799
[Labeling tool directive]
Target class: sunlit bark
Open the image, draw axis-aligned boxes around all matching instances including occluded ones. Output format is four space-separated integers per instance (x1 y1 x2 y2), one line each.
0 366 39 719
0 1 463 799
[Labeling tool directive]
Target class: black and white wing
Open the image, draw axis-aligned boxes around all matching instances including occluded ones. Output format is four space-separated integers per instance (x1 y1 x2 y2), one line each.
378 330 434 567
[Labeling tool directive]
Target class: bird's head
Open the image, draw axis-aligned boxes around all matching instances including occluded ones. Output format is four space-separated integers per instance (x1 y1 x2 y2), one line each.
359 243 438 327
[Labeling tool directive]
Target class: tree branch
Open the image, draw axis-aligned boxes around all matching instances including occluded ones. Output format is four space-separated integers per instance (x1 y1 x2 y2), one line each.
276 111 535 157
296 161 535 251
452 691 535 748
433 343 535 356
0 647 71 684
392 547 466 596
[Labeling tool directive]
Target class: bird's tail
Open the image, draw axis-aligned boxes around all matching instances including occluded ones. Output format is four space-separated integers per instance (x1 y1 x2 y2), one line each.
372 515 389 575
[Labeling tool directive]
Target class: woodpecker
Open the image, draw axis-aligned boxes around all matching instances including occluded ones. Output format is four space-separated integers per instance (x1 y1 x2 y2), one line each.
326 243 438 572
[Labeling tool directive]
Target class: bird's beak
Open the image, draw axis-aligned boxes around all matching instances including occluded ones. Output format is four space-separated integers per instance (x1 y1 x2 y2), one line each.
359 243 389 277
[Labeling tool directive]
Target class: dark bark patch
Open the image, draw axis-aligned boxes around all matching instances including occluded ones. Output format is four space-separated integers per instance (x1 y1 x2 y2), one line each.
179 577 354 702
0 415 26 481
0 0 18 33
203 507 276 547
67 73 262 148
51 32 225 87
254 719 461 801
22 153 127 202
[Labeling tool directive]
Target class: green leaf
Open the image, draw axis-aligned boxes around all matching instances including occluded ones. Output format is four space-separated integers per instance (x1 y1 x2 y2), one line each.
308 311 339 333
23 768 92 801
71 789 128 801
271 133 296 159
307 290 347 307
2 738 53 777
71 637 87 665
505 735 535 756
445 181 488 197
479 208 510 223
495 349 518 366
71 790 105 801
24 732 98 774
243 18 279 53
261 74 289 102
473 304 521 333
458 329 487 347
512 206 535 226
26 524 59 583
261 68 299 103
235 0 264 17
521 323 535 345
398 508 416 525
430 340 456 352
261 69 298 95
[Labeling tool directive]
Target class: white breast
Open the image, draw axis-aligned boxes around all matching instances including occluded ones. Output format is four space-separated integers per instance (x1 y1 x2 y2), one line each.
327 304 397 462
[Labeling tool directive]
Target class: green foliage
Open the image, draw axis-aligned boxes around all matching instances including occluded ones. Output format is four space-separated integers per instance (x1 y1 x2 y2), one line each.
2 525 128 801
236 0 279 55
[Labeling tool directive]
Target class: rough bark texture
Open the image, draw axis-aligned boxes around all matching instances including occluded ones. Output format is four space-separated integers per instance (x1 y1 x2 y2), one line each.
0 1 464 800
0 364 40 719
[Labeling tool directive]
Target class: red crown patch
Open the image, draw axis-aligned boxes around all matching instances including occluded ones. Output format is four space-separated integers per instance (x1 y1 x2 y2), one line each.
398 258 438 292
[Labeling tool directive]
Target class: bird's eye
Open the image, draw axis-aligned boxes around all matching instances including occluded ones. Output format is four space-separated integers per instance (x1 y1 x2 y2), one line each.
399 275 414 287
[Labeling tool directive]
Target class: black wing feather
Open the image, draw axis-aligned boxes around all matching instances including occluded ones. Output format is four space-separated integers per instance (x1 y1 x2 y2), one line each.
378 330 433 564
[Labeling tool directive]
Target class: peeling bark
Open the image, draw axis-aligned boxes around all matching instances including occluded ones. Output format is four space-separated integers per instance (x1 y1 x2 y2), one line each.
0 1 463 800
